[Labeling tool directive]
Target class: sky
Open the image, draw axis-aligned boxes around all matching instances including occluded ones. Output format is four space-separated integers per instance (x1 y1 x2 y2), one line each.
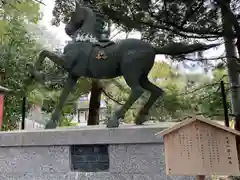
39 0 69 44
39 0 142 44
39 0 224 74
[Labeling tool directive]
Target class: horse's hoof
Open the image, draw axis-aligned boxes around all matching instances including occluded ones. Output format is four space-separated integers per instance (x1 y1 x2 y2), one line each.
135 115 148 125
106 120 119 128
106 116 120 128
45 121 57 129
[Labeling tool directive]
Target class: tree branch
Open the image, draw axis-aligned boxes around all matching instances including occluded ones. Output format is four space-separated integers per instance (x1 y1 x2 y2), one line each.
180 55 240 64
147 5 225 38
110 29 123 40
102 89 124 105
33 0 46 5
179 111 231 121
102 5 223 39
155 42 221 55
180 75 227 96
182 56 226 61
180 0 204 28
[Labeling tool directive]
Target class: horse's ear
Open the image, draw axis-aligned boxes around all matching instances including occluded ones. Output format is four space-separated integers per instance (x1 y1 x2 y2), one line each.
75 1 81 10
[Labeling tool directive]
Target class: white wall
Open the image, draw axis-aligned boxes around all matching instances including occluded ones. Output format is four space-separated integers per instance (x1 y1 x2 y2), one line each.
20 104 45 130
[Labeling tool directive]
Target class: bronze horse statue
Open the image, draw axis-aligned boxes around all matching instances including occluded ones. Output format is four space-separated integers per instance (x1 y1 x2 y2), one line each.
30 3 219 129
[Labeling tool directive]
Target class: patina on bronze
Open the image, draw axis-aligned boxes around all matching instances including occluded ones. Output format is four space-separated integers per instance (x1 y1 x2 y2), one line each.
30 3 220 129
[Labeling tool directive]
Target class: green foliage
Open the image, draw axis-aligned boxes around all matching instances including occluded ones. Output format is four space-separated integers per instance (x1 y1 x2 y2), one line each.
0 1 94 130
196 68 229 118
1 0 232 128
52 0 225 44
0 1 41 130
49 0 238 128
50 0 240 127
150 62 193 120
41 78 91 116
59 116 78 127
229 176 240 180
103 60 230 123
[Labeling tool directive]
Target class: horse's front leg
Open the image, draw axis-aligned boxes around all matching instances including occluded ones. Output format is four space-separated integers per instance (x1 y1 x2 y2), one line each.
30 50 66 81
26 50 66 88
35 49 66 70
45 75 78 129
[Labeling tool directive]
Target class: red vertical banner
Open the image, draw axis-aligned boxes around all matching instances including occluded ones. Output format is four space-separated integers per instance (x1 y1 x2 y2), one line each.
0 94 4 129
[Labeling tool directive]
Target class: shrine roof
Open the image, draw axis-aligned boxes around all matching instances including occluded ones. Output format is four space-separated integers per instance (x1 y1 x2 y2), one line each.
156 116 240 137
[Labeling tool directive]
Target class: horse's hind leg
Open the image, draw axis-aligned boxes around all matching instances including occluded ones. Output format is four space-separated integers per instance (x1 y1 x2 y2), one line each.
107 70 145 128
135 75 164 125
45 75 78 129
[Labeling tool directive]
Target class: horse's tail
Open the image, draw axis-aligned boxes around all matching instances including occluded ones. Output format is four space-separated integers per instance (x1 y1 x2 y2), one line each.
154 43 220 55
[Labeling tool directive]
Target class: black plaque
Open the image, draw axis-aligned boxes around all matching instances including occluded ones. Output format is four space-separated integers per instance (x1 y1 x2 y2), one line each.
71 144 109 172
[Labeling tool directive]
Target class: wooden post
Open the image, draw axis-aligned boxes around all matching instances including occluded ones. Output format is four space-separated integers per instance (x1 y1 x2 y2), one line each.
196 175 205 180
21 96 26 130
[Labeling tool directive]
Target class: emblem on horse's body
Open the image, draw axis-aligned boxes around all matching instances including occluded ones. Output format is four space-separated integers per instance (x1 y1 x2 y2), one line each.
96 50 108 60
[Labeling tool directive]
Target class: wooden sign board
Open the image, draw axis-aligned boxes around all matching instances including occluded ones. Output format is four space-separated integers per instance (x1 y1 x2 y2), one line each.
156 117 240 176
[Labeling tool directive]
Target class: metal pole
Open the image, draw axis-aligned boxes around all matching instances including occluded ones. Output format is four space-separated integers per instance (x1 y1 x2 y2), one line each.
220 80 229 127
21 96 26 130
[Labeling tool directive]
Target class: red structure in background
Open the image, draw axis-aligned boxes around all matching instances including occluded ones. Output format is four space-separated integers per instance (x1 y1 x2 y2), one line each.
0 85 9 129
0 95 4 128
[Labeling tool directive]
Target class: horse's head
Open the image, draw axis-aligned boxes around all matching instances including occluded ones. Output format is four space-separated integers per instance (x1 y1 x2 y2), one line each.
65 3 84 36
65 3 96 37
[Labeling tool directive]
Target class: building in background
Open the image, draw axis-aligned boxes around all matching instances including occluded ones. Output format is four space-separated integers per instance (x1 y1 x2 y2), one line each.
21 118 45 129
21 93 107 129
18 104 46 130
71 93 107 125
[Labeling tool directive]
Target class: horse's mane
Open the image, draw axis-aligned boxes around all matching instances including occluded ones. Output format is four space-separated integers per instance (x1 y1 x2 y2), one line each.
74 3 106 40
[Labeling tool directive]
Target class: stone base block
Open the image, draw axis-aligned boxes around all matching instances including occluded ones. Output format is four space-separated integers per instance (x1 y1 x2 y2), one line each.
0 125 196 180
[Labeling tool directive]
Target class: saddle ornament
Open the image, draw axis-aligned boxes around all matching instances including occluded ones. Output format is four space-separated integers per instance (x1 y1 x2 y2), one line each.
96 50 107 60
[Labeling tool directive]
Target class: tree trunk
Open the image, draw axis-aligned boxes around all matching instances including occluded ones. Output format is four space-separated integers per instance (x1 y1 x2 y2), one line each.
84 1 109 126
216 0 240 57
87 80 102 125
221 2 240 129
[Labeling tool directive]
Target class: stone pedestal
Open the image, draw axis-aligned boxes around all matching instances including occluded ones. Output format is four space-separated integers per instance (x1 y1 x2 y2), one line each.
0 125 194 179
